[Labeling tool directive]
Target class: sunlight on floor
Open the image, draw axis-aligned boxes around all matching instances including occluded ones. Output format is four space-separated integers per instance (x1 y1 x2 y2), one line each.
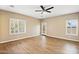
40 35 47 48
63 43 78 53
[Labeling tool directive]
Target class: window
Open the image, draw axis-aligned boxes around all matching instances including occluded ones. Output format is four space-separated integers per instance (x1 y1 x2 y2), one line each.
10 18 26 35
66 19 78 36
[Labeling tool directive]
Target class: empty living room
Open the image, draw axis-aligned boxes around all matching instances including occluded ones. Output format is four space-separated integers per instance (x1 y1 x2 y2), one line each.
0 5 79 54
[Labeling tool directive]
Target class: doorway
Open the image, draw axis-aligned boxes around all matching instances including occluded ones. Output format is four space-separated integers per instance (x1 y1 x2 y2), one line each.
41 22 47 35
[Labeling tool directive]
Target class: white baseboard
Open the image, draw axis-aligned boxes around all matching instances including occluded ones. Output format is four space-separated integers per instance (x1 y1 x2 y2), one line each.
0 35 78 43
0 35 39 43
46 35 79 42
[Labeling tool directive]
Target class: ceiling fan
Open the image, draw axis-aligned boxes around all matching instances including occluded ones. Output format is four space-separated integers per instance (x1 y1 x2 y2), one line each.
35 5 54 14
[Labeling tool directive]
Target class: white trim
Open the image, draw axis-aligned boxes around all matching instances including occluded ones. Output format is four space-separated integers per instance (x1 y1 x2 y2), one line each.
0 35 79 43
77 19 78 35
46 35 79 42
0 35 39 43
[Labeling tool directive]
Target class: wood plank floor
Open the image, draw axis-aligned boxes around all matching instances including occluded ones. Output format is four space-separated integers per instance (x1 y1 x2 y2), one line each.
0 35 79 54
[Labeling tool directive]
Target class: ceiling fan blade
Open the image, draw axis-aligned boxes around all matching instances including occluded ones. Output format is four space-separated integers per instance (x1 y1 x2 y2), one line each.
35 10 42 12
46 7 54 11
41 12 43 14
40 5 45 10
46 11 51 13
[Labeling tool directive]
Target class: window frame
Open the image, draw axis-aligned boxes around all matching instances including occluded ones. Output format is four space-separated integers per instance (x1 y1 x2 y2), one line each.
9 18 26 35
65 19 78 36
